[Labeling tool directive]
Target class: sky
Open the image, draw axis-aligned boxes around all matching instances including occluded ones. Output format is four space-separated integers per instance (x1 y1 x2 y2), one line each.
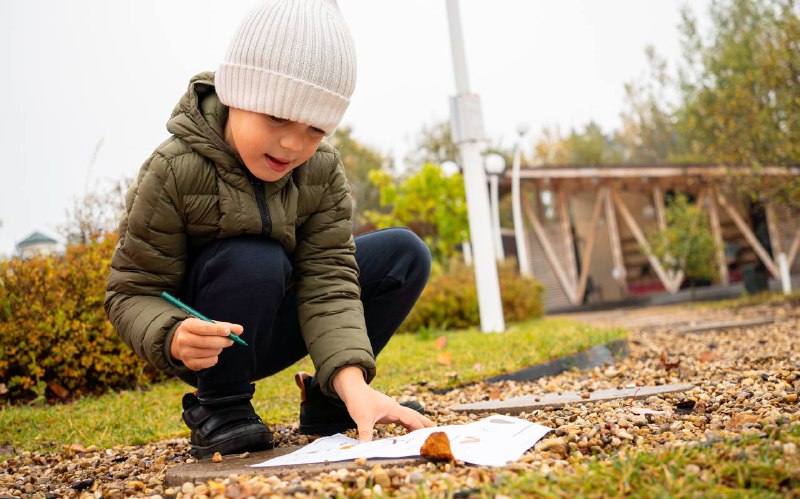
0 0 711 257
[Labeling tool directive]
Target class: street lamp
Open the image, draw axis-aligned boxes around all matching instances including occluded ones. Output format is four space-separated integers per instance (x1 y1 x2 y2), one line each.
484 152 506 261
445 0 505 333
512 124 532 277
441 160 461 178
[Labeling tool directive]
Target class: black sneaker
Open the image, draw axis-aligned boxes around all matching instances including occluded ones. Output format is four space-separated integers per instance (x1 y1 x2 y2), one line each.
181 387 273 459
295 371 425 436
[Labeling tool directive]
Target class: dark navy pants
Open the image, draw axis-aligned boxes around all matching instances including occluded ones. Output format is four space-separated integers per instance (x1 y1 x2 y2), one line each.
176 228 431 400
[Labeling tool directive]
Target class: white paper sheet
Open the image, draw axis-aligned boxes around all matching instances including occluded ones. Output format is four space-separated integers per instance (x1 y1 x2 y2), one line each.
250 415 551 468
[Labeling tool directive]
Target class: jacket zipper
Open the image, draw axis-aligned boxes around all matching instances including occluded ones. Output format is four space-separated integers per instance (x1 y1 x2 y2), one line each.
248 174 272 237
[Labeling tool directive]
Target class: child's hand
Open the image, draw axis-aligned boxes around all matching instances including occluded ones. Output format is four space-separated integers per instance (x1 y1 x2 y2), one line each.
333 366 435 442
169 318 244 371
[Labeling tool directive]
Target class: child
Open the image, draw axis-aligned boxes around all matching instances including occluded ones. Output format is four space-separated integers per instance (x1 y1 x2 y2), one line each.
105 0 434 459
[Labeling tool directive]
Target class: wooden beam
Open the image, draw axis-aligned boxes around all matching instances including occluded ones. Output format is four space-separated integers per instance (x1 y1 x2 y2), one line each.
787 229 800 268
576 189 606 303
653 186 666 232
517 164 800 181
611 190 680 294
557 189 578 289
604 187 628 293
716 193 779 276
765 202 784 257
522 191 578 304
707 185 730 285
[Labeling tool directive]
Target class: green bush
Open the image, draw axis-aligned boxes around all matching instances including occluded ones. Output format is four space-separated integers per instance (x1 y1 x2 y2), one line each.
0 234 166 404
401 258 545 332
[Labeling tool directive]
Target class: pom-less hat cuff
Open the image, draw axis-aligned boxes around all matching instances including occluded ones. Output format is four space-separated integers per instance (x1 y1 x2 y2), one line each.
216 63 350 136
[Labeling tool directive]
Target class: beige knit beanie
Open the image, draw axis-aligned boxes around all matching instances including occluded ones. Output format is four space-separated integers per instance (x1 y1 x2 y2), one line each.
216 0 356 136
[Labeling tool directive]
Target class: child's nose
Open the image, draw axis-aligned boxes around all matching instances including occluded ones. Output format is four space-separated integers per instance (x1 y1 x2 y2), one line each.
279 131 304 152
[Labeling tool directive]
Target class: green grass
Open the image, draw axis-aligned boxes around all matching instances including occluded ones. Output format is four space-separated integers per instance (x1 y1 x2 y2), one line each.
0 317 624 453
687 290 800 310
492 424 800 497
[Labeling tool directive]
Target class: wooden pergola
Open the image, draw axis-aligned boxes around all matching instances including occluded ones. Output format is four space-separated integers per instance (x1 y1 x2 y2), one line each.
507 164 800 309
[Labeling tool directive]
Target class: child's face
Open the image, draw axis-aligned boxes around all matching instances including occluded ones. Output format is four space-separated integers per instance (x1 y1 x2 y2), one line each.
224 108 326 182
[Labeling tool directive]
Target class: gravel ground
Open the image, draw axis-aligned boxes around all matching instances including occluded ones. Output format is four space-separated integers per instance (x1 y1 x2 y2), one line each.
2 300 799 497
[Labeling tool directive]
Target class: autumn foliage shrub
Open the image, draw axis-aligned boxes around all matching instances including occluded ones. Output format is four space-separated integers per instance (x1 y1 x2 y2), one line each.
400 258 544 332
0 234 166 403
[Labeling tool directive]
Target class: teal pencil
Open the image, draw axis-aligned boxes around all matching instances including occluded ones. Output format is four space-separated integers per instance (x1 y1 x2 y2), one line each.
161 291 249 346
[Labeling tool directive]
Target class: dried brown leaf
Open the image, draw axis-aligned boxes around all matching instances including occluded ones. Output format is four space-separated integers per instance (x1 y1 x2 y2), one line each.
420 431 455 462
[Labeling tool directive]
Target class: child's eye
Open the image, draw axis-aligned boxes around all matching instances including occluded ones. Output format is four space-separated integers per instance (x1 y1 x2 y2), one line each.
267 115 287 124
309 127 325 136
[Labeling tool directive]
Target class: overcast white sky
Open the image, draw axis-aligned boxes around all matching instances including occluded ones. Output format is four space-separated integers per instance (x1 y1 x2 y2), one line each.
0 0 710 256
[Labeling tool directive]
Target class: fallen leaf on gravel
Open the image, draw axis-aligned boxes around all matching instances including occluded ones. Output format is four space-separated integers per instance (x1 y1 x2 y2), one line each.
489 387 501 400
420 431 455 462
434 336 447 350
660 352 681 369
66 443 86 453
437 351 452 367
675 400 696 414
726 413 759 430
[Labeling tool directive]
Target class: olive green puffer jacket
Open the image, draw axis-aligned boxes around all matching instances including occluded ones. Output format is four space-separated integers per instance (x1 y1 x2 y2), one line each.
105 72 375 396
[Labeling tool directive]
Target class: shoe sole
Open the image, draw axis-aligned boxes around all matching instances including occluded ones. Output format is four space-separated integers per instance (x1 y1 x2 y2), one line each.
190 426 274 460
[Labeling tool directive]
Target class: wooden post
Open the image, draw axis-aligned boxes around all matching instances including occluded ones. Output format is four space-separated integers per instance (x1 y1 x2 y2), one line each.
576 189 606 303
765 202 784 257
653 185 667 232
557 189 578 290
707 185 729 285
612 190 681 294
717 193 779 276
788 230 800 268
604 187 628 294
522 191 578 303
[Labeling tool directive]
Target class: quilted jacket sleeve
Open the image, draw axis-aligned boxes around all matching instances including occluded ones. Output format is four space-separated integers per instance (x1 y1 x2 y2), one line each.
105 153 191 376
294 151 375 397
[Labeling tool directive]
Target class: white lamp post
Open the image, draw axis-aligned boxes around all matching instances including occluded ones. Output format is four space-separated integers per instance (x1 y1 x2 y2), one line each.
484 152 506 261
445 0 505 333
512 124 532 277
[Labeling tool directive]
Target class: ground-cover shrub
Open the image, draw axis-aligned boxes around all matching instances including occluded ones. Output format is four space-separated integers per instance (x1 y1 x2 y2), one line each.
0 234 165 404
400 258 545 332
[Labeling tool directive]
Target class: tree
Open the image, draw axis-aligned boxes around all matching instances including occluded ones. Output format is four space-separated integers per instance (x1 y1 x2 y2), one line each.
647 193 718 296
404 120 460 170
533 122 623 165
675 0 800 204
58 178 129 246
364 164 468 264
616 46 686 164
327 126 388 230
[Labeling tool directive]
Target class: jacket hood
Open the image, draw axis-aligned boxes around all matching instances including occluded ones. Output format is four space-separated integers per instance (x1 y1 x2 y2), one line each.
166 72 243 172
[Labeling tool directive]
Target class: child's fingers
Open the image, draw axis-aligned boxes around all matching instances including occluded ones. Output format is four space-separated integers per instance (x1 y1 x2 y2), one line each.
395 406 434 432
217 321 244 335
357 420 375 443
183 318 240 338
